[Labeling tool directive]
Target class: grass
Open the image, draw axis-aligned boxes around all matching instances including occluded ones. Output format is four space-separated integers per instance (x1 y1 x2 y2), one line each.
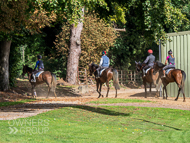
86 98 152 104
0 99 36 107
0 105 190 143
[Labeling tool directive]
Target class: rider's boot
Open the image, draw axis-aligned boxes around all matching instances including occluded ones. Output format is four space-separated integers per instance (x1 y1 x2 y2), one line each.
96 70 100 79
162 70 166 78
143 69 146 77
31 74 36 82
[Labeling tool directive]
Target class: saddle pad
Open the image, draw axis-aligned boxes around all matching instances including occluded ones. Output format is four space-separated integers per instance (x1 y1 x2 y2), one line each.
35 71 44 78
145 67 151 74
165 69 173 75
100 68 106 76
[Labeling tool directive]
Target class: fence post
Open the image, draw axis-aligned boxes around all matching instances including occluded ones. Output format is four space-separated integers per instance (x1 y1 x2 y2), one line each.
134 71 136 82
85 68 87 85
121 70 123 85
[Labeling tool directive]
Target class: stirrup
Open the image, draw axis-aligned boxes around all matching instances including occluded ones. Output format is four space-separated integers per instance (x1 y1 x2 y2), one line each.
31 79 36 82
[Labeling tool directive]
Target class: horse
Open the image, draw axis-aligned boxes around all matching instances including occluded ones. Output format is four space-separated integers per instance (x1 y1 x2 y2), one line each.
89 63 120 98
135 61 161 98
153 61 186 102
22 65 57 98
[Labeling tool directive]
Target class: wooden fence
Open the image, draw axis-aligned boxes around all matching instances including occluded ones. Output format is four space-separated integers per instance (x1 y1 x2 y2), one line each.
117 70 142 86
77 67 142 85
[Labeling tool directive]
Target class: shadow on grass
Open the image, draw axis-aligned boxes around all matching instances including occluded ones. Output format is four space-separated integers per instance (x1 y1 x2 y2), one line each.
0 103 130 117
134 118 181 131
73 105 130 116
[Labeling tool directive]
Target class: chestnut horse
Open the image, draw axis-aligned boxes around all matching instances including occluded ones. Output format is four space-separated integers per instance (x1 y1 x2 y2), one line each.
22 65 57 98
135 61 161 98
89 63 120 98
153 61 186 102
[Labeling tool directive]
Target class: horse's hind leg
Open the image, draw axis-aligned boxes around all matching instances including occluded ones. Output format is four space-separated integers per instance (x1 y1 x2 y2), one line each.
106 81 110 98
46 83 51 98
182 93 186 102
149 83 152 93
175 88 181 101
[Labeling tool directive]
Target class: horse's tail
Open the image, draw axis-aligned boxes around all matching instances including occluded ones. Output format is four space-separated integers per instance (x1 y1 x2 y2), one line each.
180 70 186 94
51 73 57 92
112 69 120 90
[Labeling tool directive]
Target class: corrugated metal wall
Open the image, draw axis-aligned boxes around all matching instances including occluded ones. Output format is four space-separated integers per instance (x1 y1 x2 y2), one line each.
161 31 190 97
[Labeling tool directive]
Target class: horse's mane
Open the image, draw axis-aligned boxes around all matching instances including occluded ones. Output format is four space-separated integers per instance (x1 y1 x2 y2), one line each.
156 61 165 68
91 63 99 68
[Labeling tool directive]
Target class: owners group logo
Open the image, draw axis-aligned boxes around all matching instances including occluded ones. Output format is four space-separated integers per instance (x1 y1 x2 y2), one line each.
8 119 49 134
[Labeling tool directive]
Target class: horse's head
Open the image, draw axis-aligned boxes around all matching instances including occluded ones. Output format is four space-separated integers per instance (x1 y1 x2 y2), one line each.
22 65 33 78
89 63 97 76
153 61 165 72
135 61 143 73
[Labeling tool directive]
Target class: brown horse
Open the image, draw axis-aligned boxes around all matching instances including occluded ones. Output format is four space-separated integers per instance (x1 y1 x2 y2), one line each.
22 65 57 98
153 61 186 102
135 61 161 98
89 63 120 98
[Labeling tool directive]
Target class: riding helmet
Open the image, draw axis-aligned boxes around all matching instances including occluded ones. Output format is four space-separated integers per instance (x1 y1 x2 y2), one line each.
37 55 42 59
168 49 172 54
102 51 106 55
148 49 153 54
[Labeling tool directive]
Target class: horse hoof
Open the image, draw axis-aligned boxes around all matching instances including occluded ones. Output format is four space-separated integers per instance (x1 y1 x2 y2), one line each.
183 100 186 102
175 98 178 101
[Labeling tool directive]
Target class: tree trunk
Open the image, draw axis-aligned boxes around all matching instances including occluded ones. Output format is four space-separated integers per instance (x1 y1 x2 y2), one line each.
0 40 11 91
66 8 84 84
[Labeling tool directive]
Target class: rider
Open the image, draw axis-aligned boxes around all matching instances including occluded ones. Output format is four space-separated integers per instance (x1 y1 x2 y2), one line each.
96 50 110 78
31 55 44 82
162 49 175 78
142 49 155 77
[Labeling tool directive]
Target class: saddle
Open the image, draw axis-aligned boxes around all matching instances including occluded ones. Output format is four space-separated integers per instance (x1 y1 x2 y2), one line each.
145 67 152 74
165 68 174 75
35 71 44 77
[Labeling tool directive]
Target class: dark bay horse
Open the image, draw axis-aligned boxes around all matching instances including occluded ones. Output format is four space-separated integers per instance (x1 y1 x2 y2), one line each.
135 61 161 98
22 65 57 98
89 63 120 98
153 61 186 102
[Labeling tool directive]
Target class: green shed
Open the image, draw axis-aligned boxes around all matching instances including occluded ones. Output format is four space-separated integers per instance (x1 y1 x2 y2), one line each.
161 30 190 97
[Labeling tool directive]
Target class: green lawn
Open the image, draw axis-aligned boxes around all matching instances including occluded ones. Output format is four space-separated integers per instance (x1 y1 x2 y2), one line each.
0 105 190 143
0 99 36 107
86 98 152 104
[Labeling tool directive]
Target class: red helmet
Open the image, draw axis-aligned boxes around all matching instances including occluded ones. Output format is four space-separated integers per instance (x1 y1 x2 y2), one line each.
148 49 153 54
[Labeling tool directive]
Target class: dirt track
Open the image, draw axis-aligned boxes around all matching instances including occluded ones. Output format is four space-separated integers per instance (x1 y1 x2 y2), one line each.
0 79 190 120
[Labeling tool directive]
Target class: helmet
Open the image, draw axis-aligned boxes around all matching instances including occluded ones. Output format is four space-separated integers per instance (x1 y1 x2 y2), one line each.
148 49 153 54
168 49 172 54
37 55 42 59
102 51 106 55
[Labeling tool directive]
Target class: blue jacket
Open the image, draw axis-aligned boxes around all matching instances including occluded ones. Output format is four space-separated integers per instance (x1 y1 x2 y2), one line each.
100 55 109 67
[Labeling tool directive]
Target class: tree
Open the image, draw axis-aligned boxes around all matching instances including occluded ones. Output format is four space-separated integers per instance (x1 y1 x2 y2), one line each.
0 0 56 91
54 13 118 74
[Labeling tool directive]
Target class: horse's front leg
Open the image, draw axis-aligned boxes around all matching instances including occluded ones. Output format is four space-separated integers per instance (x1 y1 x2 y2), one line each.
144 82 147 98
106 81 110 98
96 82 101 98
99 83 103 98
149 82 152 93
31 84 37 98
165 86 168 100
